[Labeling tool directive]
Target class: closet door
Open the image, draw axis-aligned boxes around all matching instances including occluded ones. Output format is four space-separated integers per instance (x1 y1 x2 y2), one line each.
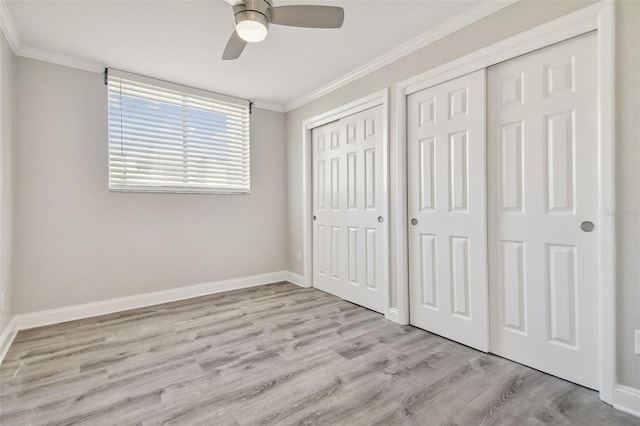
407 70 489 351
487 32 599 389
312 106 388 314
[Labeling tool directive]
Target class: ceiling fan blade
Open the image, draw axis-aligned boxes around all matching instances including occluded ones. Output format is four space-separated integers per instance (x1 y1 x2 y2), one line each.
269 5 344 28
222 0 245 6
222 30 247 60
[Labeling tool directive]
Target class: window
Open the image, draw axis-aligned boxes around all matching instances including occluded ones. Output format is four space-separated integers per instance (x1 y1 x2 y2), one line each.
107 70 251 194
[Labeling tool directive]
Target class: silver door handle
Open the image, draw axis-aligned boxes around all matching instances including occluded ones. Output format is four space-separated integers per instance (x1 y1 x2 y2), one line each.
411 218 418 226
313 215 317 221
580 221 595 232
378 216 384 223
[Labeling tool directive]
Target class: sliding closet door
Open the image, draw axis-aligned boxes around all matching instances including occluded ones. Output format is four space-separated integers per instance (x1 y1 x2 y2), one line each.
312 106 388 314
487 32 599 389
407 70 489 351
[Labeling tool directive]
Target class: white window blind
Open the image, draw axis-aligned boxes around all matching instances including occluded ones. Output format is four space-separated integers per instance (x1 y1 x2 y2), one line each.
107 70 251 194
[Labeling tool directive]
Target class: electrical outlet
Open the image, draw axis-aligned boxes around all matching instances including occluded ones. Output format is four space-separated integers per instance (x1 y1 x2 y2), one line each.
0 291 4 312
297 252 303 263
635 330 640 355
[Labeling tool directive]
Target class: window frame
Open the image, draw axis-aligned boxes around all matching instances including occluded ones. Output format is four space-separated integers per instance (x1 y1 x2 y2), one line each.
107 69 251 195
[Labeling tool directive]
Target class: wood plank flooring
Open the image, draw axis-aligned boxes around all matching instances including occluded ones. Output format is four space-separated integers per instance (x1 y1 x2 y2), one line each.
0 282 637 425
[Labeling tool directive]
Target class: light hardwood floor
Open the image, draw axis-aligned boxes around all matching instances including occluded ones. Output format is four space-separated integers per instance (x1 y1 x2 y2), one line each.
0 282 638 425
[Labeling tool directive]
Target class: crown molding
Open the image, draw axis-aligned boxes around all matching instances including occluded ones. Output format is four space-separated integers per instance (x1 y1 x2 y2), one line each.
252 100 287 113
18 45 104 73
283 0 519 112
0 0 20 52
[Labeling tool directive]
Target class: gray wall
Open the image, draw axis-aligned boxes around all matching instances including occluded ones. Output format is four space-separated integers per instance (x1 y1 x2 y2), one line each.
615 0 640 391
14 57 288 314
0 32 14 337
286 0 640 388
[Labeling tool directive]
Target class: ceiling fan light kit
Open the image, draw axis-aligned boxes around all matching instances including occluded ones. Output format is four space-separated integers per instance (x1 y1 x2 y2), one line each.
235 10 270 42
222 0 345 60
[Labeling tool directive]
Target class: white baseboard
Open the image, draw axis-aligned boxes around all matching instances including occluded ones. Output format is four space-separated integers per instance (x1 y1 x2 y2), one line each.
614 385 640 418
0 316 18 365
15 271 288 331
286 271 307 287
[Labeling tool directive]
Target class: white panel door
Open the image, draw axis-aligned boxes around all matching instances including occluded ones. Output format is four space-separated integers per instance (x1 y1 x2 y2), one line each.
407 70 489 351
312 105 388 314
487 32 598 389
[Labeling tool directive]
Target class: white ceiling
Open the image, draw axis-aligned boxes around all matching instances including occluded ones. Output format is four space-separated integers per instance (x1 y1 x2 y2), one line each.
6 0 488 108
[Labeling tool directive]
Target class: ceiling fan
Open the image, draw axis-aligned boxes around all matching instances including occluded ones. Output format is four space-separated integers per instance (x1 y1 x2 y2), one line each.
222 0 345 60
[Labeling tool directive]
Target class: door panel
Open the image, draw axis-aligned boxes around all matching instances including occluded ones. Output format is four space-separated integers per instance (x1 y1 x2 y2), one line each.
312 105 388 314
488 32 598 389
408 70 489 351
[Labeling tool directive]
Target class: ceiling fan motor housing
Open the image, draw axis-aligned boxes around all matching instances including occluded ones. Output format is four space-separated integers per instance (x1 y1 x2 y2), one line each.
233 0 273 26
233 0 273 42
